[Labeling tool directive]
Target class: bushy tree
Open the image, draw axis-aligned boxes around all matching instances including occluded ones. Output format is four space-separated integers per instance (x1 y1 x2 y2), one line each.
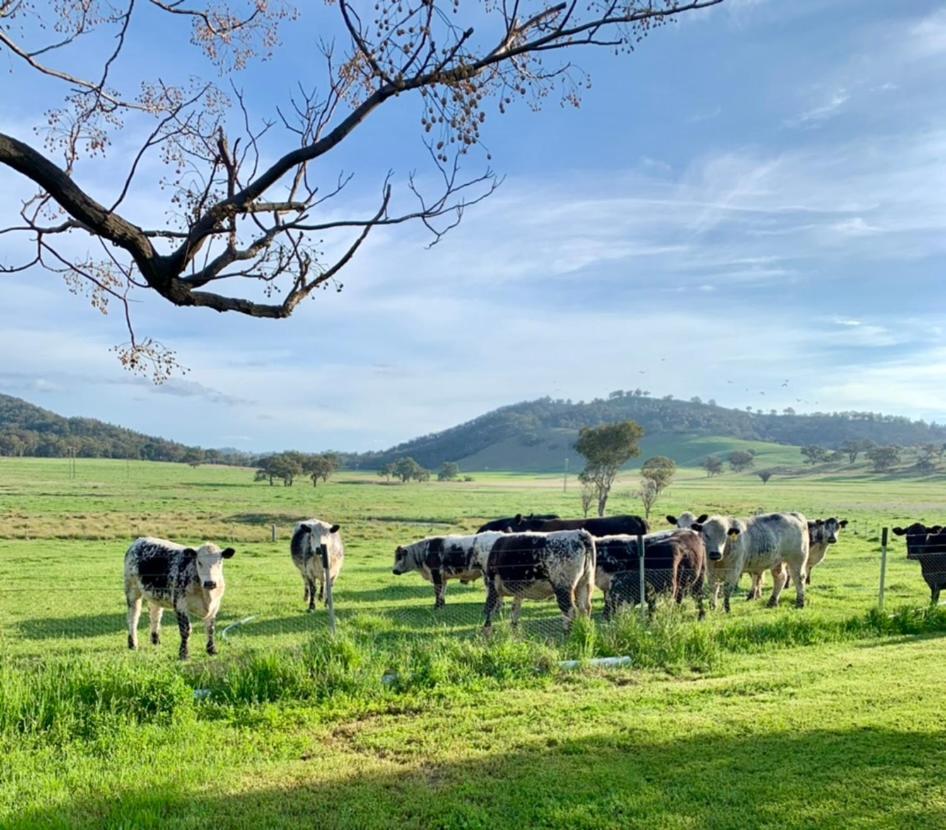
728 450 755 472
438 462 460 481
637 478 660 520
574 420 644 517
703 456 724 477
757 470 773 485
801 445 830 465
641 456 676 494
867 446 901 472
305 453 339 487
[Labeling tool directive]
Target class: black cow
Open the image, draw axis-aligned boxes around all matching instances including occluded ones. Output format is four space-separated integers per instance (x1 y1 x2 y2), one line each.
482 514 648 537
596 529 706 619
483 529 596 632
893 523 946 604
476 513 560 533
124 536 236 659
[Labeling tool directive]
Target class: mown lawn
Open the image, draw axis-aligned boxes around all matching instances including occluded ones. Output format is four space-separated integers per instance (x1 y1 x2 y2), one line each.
1 457 945 828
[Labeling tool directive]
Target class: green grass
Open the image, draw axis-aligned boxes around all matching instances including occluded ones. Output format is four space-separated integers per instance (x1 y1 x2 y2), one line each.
2 456 946 828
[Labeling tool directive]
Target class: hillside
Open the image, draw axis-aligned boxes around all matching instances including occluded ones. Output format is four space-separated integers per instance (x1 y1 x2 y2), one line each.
349 393 946 472
0 394 250 464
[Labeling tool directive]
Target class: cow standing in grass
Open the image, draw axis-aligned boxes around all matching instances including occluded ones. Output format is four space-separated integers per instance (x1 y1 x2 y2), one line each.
291 520 344 612
483 529 596 633
124 537 235 659
392 532 504 608
680 513 810 611
768 517 848 596
893 523 946 604
596 529 706 619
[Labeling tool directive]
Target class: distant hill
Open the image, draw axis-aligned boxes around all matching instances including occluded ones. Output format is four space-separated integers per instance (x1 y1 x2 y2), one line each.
0 394 250 464
348 393 946 472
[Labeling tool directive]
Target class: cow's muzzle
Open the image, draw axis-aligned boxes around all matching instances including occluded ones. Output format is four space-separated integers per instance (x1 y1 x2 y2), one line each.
203 580 217 590
708 552 722 562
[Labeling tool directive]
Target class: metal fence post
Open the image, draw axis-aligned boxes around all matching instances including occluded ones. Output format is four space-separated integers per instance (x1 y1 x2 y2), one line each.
637 533 646 620
321 545 337 635
271 524 277 542
878 526 889 610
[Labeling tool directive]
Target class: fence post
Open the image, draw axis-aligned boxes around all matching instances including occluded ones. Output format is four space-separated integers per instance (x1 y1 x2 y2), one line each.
878 526 889 610
271 524 277 542
637 533 646 620
321 545 337 635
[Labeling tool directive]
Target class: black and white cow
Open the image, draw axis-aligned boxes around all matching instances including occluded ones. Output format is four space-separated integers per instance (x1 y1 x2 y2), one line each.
393 532 503 608
483 529 596 632
124 537 235 659
290 520 344 612
774 516 848 594
596 529 707 619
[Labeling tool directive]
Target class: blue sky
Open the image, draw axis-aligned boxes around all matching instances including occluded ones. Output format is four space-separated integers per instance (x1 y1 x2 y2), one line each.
2 1 946 452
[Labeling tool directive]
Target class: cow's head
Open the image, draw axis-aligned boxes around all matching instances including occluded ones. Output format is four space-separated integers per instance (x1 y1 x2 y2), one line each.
392 542 422 575
667 512 709 528
186 543 235 591
893 522 935 538
298 521 341 560
695 517 739 562
821 517 847 545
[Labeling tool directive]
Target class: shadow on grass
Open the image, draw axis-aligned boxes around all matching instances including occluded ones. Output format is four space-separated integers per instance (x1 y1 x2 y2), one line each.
14 612 126 640
224 512 307 525
8 728 946 829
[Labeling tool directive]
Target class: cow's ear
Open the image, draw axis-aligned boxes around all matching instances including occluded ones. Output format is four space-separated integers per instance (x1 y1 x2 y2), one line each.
299 524 311 534
892 527 905 535
697 514 709 523
181 548 197 562
727 527 741 538
330 524 340 534
666 515 678 525
815 519 825 526
839 520 848 527
221 547 236 559
690 523 703 533
932 526 943 534
514 514 523 523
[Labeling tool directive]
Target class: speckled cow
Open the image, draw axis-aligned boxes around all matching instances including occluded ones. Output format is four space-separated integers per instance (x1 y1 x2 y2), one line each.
483 529 596 632
124 537 235 659
291 520 344 612
392 532 504 608
692 513 810 611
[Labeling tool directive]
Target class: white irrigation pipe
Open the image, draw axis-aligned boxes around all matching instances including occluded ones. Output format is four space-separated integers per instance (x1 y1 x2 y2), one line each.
221 615 257 641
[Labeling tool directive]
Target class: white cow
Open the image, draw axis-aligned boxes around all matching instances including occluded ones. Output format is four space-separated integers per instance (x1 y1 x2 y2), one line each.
291 520 344 612
686 513 810 611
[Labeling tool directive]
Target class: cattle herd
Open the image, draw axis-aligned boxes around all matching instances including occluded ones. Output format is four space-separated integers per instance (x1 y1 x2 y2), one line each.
124 506 908 660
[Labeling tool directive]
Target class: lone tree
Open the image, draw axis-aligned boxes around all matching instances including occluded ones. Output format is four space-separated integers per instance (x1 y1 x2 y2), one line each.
801 445 830 465
305 453 339 487
0 0 723 379
437 462 460 482
728 450 755 472
393 456 428 483
641 456 676 494
867 446 901 472
574 420 644 517
702 456 723 477
636 477 659 520
757 470 773 485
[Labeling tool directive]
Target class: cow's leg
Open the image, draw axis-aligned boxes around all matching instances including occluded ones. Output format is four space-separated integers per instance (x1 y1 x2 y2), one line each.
694 573 706 621
306 577 317 612
205 617 218 656
302 577 310 606
931 582 941 605
483 580 502 633
723 581 735 614
126 592 142 650
176 610 192 660
432 570 446 610
766 565 788 608
778 561 806 609
148 604 163 646
510 596 525 627
553 587 576 632
318 578 325 603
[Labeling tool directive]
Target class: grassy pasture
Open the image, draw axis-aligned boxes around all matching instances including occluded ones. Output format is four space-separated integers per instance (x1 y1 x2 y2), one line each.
2 456 946 828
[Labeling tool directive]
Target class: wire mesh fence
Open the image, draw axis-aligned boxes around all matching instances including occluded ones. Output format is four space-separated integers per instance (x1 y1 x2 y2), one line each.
0 525 941 660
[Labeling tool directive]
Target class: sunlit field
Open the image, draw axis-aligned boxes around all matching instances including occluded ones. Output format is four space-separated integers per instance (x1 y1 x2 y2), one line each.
2 457 946 828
